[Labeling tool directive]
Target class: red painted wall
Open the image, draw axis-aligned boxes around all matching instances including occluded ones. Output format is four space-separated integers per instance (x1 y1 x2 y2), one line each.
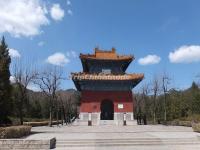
80 90 134 112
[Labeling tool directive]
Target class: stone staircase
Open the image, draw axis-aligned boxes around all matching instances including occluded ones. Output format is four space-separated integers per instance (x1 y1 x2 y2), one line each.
55 137 200 149
7 136 199 150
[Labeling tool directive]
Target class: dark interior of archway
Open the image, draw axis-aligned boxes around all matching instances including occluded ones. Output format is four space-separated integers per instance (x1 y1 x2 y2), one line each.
100 99 114 120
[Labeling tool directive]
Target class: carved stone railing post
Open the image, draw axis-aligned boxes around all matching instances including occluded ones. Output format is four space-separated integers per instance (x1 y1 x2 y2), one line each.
123 113 126 126
88 112 92 126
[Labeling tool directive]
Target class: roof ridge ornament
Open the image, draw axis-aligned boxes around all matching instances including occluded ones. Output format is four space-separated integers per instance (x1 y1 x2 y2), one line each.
111 47 116 53
94 46 99 52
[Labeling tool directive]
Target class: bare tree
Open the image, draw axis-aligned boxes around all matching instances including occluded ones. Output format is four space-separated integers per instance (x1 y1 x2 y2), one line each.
12 63 37 125
134 93 141 116
161 73 171 122
57 93 66 125
57 90 80 125
34 67 63 126
141 83 150 115
135 84 149 115
151 75 160 124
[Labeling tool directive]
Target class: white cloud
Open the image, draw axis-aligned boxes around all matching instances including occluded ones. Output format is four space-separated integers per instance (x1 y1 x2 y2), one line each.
67 0 71 5
138 55 161 65
27 84 41 92
10 75 40 91
38 41 45 46
9 76 16 84
67 9 73 15
0 0 49 37
71 51 77 57
66 50 77 58
46 52 69 66
9 48 21 58
169 45 200 63
50 4 65 21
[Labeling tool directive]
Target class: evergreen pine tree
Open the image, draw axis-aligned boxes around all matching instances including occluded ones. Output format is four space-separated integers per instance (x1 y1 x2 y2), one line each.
0 36 12 125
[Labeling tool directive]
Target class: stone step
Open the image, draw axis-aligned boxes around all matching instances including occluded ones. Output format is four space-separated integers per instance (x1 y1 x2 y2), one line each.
56 138 200 148
54 145 200 150
99 120 117 125
57 137 200 142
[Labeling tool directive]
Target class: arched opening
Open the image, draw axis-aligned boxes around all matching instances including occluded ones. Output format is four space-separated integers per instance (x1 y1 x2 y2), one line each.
100 99 114 120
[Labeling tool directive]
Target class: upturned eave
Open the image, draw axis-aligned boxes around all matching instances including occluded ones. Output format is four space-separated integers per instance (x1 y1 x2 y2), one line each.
71 73 144 81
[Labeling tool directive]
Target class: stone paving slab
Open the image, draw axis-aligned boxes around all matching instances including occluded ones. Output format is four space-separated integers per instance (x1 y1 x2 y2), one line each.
24 125 200 150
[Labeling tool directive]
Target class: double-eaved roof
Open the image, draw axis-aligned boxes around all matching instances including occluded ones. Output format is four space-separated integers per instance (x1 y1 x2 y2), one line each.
71 47 144 91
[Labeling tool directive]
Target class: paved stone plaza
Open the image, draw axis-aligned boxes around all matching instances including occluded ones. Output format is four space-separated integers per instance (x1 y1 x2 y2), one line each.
24 124 200 150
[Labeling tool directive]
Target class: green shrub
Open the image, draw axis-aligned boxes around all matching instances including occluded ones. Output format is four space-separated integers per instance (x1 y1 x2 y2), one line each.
0 126 31 139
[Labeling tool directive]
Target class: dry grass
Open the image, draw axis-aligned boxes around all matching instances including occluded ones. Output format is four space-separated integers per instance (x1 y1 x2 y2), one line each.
179 115 200 122
165 120 192 127
192 123 200 132
23 120 62 127
0 126 31 139
178 121 192 127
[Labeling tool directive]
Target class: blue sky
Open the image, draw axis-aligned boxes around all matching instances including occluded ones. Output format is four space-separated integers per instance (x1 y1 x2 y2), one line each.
1 0 200 91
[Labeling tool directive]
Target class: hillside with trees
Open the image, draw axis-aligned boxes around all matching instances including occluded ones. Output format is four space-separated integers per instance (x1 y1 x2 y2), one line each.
0 37 81 126
11 87 80 125
134 80 200 124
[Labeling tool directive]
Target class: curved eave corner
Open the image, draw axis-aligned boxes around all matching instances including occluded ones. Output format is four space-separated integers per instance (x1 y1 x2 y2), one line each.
71 73 144 91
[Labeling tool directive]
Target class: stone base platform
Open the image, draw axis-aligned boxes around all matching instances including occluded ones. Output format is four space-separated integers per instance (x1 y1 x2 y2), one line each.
26 125 200 150
0 138 56 150
74 112 136 126
73 120 137 126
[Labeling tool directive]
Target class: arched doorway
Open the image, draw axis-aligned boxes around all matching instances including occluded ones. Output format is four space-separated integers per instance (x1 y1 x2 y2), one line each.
100 99 114 120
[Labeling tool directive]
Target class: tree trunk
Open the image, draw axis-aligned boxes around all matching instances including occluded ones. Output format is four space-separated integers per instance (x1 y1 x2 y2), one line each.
49 106 52 127
60 107 63 125
153 97 156 124
164 94 167 121
63 106 66 124
19 99 24 125
153 111 156 124
56 107 59 126
19 109 23 125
